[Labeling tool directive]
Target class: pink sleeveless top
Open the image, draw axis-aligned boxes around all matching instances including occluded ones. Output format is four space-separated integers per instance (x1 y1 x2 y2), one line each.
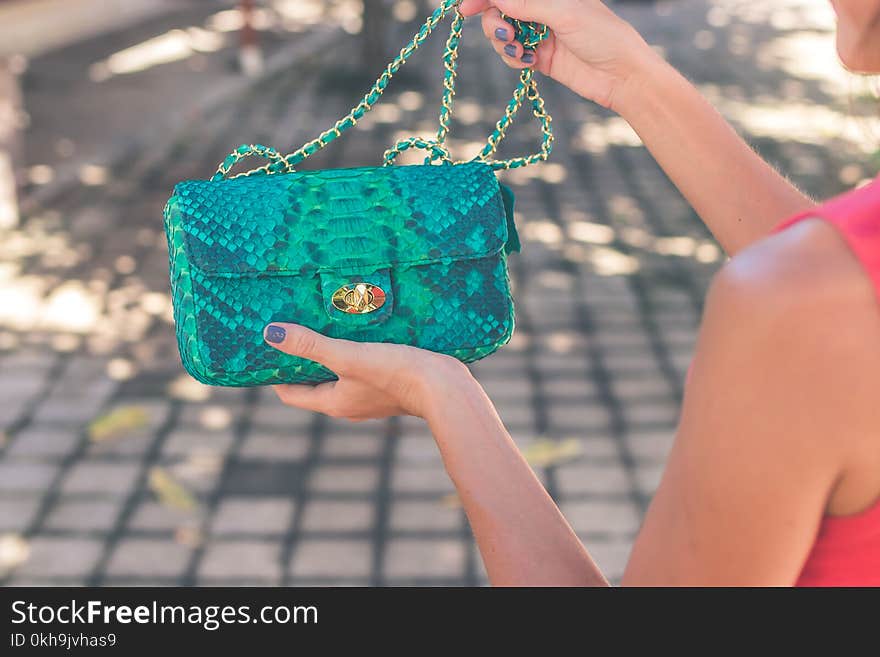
774 179 880 586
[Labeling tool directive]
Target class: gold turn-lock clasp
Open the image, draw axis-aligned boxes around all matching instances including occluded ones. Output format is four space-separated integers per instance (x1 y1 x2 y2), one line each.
331 283 386 314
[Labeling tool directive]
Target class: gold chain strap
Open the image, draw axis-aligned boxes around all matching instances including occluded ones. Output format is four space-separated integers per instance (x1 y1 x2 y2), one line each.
212 0 552 181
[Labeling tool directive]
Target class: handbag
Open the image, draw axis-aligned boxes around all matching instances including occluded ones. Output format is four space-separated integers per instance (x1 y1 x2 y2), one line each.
163 0 553 386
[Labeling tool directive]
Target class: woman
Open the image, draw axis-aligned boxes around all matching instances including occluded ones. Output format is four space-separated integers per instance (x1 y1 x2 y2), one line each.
262 0 880 585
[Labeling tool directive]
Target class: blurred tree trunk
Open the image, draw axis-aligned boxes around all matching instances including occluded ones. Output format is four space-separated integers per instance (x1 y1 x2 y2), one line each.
0 57 21 229
362 0 388 73
238 0 264 77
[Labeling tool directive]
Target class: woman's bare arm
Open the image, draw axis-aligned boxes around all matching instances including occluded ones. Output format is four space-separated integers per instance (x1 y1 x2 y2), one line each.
422 223 874 586
422 375 608 586
264 223 878 585
263 324 608 585
612 57 816 255
461 0 817 254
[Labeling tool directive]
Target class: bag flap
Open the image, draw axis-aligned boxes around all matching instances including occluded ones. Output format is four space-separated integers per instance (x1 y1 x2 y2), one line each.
165 161 509 277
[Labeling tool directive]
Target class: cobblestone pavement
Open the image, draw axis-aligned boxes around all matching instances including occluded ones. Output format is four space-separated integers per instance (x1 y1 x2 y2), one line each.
0 0 869 585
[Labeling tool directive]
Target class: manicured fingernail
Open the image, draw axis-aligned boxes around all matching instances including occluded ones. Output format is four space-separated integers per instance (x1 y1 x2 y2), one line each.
521 51 535 64
494 27 509 40
503 44 516 57
265 325 286 344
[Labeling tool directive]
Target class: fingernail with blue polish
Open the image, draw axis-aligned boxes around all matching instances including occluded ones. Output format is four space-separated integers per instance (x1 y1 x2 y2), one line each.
503 43 516 57
494 27 509 40
265 325 286 344
521 51 535 64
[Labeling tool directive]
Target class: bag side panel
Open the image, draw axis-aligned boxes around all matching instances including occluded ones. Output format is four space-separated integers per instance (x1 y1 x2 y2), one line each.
165 195 226 385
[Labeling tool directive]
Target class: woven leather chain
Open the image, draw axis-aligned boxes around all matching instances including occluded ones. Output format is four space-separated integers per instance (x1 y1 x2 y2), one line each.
211 0 553 181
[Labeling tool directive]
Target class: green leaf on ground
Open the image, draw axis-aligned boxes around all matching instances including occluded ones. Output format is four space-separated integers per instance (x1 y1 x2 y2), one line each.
148 466 198 512
88 405 150 442
521 438 582 468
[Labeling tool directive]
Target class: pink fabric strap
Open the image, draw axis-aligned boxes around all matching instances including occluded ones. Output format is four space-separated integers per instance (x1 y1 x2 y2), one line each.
775 180 880 302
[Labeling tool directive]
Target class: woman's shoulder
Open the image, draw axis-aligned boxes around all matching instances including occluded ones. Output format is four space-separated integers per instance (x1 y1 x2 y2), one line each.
715 216 876 319
708 216 880 515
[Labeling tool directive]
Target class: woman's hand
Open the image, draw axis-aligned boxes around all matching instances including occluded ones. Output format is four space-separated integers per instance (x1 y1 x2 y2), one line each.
263 323 474 421
458 0 659 111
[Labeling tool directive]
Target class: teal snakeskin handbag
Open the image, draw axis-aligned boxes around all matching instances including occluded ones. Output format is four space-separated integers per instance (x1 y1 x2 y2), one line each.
163 0 553 386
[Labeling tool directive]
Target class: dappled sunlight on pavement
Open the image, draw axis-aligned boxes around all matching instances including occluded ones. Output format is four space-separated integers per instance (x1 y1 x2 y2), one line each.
0 0 870 586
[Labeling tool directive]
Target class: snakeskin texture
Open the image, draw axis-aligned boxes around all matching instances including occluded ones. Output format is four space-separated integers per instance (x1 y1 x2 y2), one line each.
163 162 520 386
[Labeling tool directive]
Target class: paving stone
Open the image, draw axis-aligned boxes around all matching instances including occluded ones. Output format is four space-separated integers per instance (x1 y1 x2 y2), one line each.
6 425 81 459
289 578 369 587
635 463 667 498
0 351 56 374
555 461 631 496
14 537 103 578
161 427 235 459
60 462 141 495
30 396 110 425
396 416 433 439
479 377 532 402
670 350 695 375
105 539 192 578
602 351 664 372
128 500 201 531
611 376 675 400
540 378 599 400
211 497 294 536
85 400 172 456
384 539 466 579
491 402 539 427
561 500 642 536
391 465 455 495
0 404 26 429
0 496 42 531
528 354 593 374
660 325 699 346
308 466 379 494
290 540 372 579
624 429 675 463
585 539 633 584
44 499 123 532
222 460 303 496
623 402 680 428
301 500 374 533
249 400 315 429
175 403 247 429
572 435 622 460
396 434 442 465
548 402 612 431
321 434 384 459
390 500 461 532
0 462 59 492
239 433 311 461
198 541 282 580
0 373 50 404
472 544 490 586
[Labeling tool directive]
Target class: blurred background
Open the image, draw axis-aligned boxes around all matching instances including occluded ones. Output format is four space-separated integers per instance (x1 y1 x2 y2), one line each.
0 0 874 586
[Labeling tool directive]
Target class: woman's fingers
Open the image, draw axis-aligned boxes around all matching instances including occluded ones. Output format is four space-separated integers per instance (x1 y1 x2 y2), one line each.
458 0 492 16
273 382 335 414
479 6 538 68
264 323 360 374
481 7 511 42
499 37 524 63
490 36 538 69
